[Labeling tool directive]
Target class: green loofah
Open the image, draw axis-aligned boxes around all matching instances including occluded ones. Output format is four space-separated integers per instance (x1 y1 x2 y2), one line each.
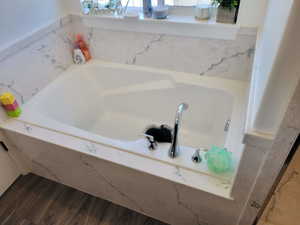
205 146 232 174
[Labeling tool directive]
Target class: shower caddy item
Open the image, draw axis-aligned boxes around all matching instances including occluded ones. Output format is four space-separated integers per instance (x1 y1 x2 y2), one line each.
0 92 22 117
192 149 202 163
73 48 86 65
74 34 91 62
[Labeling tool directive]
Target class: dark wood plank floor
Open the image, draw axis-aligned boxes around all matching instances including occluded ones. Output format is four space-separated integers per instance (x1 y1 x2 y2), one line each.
0 174 168 225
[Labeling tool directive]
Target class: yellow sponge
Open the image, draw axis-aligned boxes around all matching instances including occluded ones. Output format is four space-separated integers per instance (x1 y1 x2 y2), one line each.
0 92 15 105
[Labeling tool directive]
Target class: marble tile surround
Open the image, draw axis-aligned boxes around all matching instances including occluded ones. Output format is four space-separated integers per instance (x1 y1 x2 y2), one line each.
1 122 248 225
0 16 74 113
93 31 255 81
237 76 300 225
0 11 298 225
1 113 290 225
1 114 276 225
75 16 256 82
0 14 259 225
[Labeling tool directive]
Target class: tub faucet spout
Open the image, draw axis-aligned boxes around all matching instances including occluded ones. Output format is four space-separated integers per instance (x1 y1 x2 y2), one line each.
169 103 189 158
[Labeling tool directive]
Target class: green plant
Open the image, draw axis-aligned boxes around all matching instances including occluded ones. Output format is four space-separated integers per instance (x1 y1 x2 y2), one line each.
212 0 239 10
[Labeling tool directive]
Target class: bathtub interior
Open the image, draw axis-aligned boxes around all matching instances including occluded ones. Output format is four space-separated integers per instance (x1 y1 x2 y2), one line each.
30 64 234 150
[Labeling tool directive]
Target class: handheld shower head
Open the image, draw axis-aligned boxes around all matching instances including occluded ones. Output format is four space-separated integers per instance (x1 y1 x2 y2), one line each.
169 102 189 158
179 103 189 112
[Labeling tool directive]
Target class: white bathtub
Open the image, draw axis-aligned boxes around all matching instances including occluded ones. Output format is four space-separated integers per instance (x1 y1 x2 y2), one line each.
1 60 250 225
18 60 247 178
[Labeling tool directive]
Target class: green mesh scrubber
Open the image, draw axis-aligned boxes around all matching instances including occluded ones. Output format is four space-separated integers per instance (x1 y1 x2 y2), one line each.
205 146 233 174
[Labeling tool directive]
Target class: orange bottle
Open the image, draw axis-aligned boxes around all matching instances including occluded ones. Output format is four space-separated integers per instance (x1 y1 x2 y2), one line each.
75 34 91 61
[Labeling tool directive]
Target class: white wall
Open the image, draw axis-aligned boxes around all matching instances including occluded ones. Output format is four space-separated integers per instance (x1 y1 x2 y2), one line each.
0 0 67 49
250 0 300 135
237 0 269 27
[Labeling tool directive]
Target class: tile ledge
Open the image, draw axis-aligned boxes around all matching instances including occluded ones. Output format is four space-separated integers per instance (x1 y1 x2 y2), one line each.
2 118 234 201
77 13 241 40
243 130 274 149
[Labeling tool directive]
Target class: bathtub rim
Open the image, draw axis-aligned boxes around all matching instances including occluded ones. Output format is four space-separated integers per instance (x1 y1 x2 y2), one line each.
2 119 235 200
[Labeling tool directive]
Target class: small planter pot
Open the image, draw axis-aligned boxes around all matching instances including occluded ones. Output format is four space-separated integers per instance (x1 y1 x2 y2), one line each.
217 6 236 24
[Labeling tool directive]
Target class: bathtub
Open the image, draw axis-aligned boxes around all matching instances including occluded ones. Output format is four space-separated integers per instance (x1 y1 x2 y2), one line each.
15 60 247 181
1 60 250 225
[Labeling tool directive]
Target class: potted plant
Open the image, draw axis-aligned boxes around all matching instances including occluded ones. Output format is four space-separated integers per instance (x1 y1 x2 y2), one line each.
212 0 240 23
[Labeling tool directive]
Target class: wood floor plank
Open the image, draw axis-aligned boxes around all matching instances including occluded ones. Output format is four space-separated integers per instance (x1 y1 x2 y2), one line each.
121 209 149 225
54 190 88 225
24 180 65 224
84 197 111 225
1 177 54 225
98 204 129 225
143 219 167 225
0 175 36 216
0 175 41 225
18 219 37 225
65 195 94 225
38 187 76 225
117 209 147 225
98 204 152 225
0 176 23 205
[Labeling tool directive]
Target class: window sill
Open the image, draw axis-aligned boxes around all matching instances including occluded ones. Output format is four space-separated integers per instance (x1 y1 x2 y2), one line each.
79 11 240 40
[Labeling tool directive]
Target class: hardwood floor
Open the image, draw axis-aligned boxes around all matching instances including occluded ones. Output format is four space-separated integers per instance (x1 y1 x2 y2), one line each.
0 174 168 225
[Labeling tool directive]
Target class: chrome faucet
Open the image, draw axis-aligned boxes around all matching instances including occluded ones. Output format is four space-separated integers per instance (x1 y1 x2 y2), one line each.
169 103 189 158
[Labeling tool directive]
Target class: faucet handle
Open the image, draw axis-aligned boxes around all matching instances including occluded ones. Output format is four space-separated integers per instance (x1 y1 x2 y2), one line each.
142 134 158 150
192 149 202 163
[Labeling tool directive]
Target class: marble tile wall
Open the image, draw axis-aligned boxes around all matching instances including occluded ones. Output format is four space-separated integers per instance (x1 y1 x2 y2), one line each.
72 16 256 82
0 16 74 112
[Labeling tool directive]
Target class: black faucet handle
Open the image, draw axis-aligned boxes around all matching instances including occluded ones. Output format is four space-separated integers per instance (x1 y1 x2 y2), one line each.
143 134 158 150
192 149 202 163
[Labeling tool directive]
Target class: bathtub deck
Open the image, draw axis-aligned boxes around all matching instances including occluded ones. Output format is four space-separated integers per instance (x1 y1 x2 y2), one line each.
0 174 167 225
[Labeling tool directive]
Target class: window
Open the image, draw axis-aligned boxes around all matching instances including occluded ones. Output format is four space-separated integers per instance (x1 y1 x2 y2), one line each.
96 0 198 7
81 0 240 24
